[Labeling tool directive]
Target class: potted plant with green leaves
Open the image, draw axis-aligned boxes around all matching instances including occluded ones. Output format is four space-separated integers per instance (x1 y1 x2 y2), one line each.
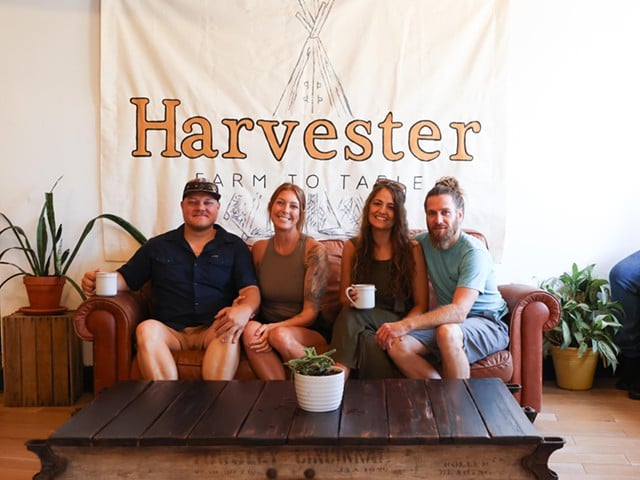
0 177 147 312
284 347 345 412
540 263 623 390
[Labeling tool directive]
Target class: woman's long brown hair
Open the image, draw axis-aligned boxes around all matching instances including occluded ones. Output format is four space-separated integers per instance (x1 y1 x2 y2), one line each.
352 180 414 302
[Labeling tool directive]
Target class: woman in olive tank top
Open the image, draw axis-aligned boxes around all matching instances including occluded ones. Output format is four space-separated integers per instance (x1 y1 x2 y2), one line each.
241 183 329 380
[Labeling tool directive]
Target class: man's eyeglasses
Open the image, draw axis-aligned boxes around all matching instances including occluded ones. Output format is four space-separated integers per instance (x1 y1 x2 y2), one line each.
374 178 407 198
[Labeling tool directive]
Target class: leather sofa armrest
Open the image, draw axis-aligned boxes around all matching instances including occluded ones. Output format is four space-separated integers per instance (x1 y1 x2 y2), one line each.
499 284 561 412
73 291 149 394
499 284 561 332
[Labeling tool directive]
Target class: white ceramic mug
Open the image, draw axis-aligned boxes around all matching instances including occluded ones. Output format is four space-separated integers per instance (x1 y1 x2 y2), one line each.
95 272 118 296
345 284 376 309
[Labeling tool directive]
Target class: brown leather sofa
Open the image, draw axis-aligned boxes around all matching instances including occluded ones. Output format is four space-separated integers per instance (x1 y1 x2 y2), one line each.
73 230 560 412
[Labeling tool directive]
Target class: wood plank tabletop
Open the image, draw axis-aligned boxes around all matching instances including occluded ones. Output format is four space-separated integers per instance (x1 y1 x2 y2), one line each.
466 377 540 443
45 378 543 448
428 379 490 443
140 381 225 446
385 378 439 444
93 381 188 446
49 380 152 445
237 381 298 445
188 380 263 445
287 407 342 445
339 380 389 445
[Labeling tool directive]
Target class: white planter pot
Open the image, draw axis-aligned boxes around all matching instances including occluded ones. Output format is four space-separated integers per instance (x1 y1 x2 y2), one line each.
293 369 345 412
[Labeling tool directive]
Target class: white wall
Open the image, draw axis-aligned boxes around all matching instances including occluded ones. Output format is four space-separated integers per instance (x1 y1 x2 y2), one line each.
1 0 639 322
502 0 640 285
1 0 103 319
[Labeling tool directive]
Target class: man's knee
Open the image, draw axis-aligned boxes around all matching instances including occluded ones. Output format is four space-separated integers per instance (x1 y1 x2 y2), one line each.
610 262 624 287
204 335 240 355
610 253 640 289
435 324 464 350
136 319 164 346
241 320 260 346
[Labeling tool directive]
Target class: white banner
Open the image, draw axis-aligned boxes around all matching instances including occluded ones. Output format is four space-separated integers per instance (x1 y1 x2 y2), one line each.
101 0 507 259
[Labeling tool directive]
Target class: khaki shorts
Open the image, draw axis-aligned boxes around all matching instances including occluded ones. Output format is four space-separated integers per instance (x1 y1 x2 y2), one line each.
169 325 211 350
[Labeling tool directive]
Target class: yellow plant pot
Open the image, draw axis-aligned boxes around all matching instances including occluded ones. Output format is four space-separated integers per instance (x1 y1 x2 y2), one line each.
550 345 599 391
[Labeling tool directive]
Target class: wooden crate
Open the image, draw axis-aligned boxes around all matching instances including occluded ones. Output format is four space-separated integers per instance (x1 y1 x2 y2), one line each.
2 311 82 406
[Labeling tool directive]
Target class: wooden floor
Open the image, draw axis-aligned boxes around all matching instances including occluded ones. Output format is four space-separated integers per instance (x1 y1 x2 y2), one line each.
535 378 640 479
0 378 638 479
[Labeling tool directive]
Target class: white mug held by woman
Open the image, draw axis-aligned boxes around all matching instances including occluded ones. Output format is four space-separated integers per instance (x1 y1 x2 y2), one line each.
345 284 376 309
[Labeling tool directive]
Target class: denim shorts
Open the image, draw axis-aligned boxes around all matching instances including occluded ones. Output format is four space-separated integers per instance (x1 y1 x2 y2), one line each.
407 310 509 364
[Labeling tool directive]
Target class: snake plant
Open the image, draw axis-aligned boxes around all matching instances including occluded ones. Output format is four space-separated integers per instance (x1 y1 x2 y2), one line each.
1 177 147 300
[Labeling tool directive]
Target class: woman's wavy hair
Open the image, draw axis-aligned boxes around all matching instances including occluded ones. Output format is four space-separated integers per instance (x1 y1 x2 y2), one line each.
352 179 414 302
268 183 306 232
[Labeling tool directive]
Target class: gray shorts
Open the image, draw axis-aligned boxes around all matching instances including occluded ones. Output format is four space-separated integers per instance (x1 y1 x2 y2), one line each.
407 311 509 364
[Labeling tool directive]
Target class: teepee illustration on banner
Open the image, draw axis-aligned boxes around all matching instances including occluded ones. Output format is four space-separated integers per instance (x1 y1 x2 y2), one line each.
274 0 352 117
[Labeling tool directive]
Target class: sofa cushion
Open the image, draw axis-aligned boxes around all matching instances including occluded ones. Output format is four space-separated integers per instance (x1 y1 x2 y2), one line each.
318 238 344 330
469 349 513 381
130 349 258 381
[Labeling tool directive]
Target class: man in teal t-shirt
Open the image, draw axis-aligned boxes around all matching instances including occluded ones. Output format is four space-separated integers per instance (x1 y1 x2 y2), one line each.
376 177 509 379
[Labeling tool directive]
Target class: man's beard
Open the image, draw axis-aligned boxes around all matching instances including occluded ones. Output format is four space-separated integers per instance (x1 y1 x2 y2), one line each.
186 215 216 232
428 218 460 250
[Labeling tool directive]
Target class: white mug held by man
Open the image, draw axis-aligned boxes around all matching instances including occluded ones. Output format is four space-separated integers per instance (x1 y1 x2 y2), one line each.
95 271 118 296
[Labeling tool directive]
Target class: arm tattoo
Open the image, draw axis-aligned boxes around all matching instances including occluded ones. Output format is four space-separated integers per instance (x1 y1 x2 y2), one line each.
304 242 328 307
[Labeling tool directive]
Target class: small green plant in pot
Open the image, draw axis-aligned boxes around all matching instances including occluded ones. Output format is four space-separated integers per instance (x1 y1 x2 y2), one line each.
540 263 623 390
1 177 147 309
284 347 345 412
284 347 342 376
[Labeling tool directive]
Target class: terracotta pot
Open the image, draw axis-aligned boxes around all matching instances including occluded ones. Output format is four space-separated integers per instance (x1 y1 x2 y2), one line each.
23 276 66 311
293 368 345 412
550 345 599 391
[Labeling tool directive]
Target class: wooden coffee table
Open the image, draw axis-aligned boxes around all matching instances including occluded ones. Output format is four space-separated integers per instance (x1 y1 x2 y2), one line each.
28 378 563 479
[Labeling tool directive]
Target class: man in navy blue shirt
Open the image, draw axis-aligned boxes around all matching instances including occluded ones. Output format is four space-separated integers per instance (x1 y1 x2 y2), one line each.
82 175 260 380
